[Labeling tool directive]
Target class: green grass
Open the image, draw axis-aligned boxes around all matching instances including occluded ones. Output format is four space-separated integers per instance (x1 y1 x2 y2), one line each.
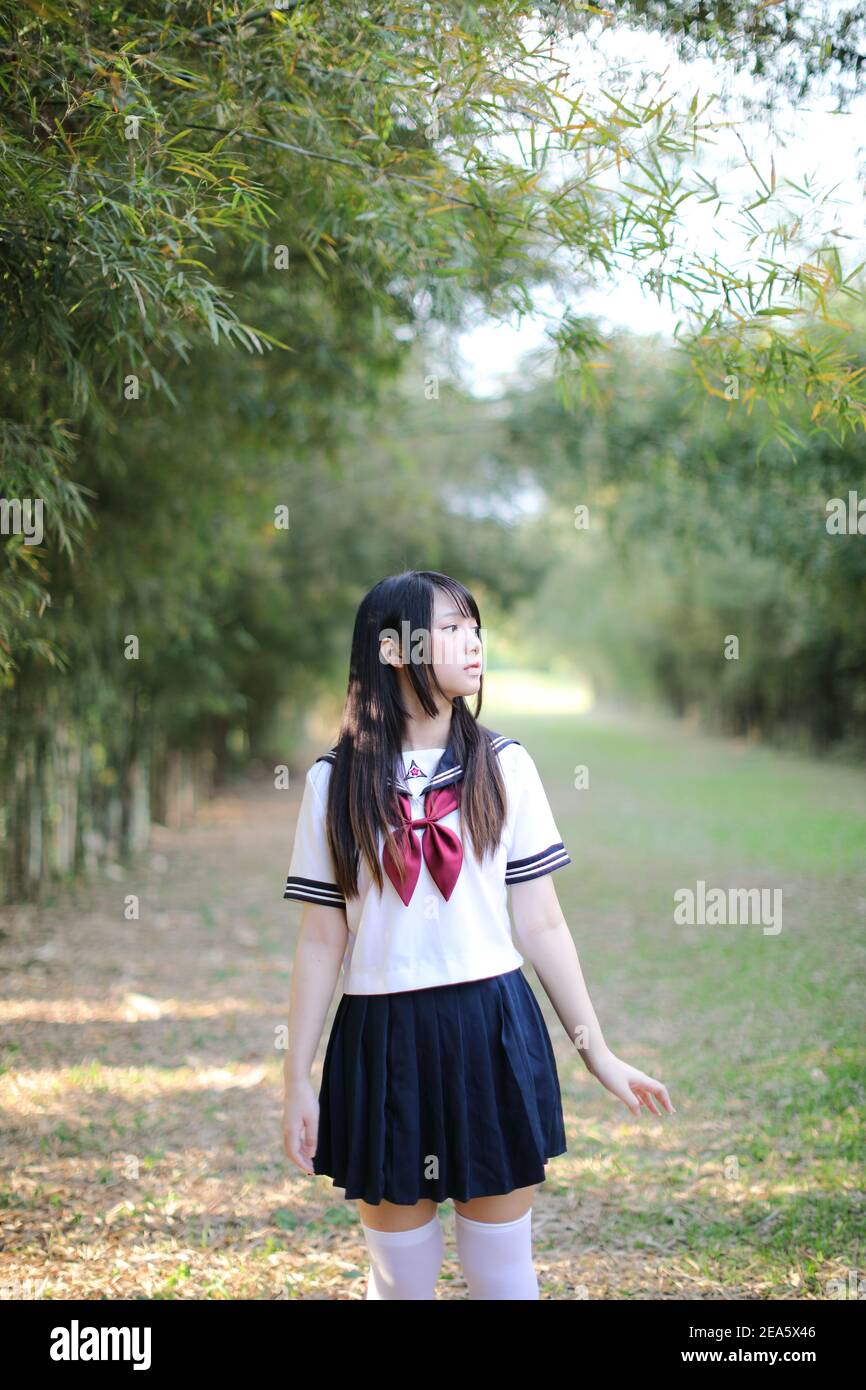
484 693 866 1297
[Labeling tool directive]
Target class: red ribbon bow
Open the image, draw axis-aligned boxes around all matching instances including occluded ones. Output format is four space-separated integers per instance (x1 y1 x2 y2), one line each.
382 782 463 905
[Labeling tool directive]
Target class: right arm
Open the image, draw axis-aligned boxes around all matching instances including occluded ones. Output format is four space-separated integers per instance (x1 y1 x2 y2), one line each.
282 899 348 1174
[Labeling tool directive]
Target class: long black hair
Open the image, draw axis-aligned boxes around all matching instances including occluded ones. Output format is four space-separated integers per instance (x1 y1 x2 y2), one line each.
325 570 508 900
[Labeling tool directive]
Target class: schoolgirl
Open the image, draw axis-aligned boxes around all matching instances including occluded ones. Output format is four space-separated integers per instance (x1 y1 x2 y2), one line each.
282 569 674 1300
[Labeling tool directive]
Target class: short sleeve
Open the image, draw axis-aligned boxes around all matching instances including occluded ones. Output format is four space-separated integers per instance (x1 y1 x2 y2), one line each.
504 744 572 885
283 765 347 909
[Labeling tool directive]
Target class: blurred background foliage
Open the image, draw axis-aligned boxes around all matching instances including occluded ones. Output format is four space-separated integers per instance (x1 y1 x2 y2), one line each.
1 0 865 899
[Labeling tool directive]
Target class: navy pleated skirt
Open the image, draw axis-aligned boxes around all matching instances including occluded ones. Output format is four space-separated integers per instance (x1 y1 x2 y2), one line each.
311 965 568 1205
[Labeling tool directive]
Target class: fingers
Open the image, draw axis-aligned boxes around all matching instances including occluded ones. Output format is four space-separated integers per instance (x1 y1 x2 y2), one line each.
617 1085 642 1116
303 1117 318 1155
643 1077 676 1114
631 1076 676 1117
637 1089 662 1116
283 1121 316 1175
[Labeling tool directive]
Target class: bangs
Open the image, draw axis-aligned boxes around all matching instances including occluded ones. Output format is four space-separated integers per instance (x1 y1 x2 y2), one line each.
433 575 479 624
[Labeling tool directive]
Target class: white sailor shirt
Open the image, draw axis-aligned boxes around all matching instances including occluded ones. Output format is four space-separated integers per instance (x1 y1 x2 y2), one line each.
282 731 571 995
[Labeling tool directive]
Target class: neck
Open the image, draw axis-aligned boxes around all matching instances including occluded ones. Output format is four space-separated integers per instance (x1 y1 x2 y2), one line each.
400 707 454 753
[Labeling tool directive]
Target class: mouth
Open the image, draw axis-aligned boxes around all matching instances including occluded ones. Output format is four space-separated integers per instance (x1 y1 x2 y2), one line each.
464 663 482 672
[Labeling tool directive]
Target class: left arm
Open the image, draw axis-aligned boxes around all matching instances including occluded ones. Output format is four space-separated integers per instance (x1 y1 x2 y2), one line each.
510 875 676 1119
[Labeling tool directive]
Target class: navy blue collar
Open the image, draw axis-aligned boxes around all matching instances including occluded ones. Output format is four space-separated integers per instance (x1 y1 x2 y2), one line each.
316 729 518 796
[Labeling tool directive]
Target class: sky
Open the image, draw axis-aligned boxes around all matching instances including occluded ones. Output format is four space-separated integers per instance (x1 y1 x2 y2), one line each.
455 7 866 395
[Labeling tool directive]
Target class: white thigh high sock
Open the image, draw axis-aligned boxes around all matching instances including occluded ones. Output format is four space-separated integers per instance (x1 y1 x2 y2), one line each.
361 1211 445 1300
454 1208 540 1300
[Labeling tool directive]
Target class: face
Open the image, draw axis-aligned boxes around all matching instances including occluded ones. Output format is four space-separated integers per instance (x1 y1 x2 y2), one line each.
379 586 484 698
427 587 484 698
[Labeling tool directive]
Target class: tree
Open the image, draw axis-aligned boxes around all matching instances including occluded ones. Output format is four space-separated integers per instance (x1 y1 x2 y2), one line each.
2 0 865 897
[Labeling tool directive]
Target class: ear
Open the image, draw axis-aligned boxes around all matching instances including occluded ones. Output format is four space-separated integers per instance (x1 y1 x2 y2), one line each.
379 632 402 668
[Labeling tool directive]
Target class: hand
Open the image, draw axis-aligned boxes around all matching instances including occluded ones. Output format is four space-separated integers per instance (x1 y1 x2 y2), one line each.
283 1077 319 1175
588 1049 676 1118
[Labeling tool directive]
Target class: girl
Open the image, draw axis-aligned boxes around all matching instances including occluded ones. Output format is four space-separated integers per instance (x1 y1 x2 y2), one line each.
282 569 673 1300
